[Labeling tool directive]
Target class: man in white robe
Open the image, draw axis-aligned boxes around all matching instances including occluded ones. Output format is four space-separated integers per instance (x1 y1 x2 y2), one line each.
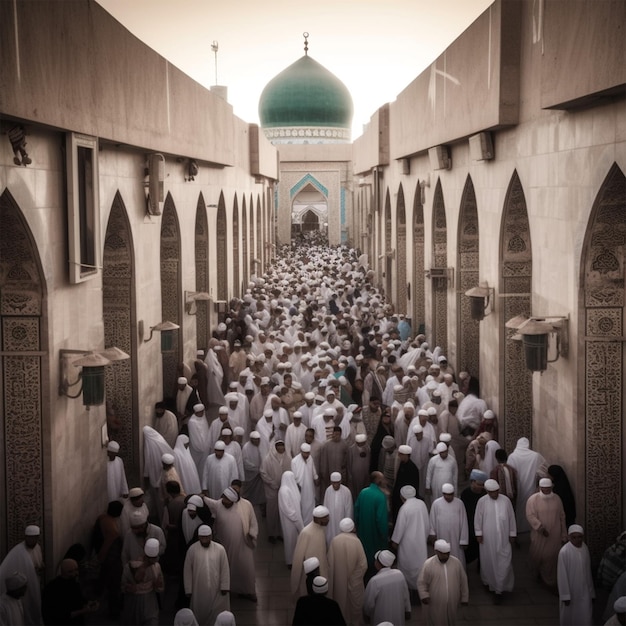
429 483 469 568
290 506 330 599
120 488 150 536
390 485 430 593
327 519 367 626
241 432 265 507
106 441 128 502
173 435 202 495
183 525 230 626
220 429 244 480
175 377 194 422
224 392 246 432
0 572 27 626
507 437 548 533
207 406 235 453
474 478 517 603
557 525 595 626
426 442 458 502
278 471 304 567
291 443 319 525
205 488 258 601
363 550 411 626
322 472 353 545
0 526 43 626
154 401 178 448
187 404 212 477
417 539 469 626
285 412 307 458
142 426 175 521
407 424 432 499
201 442 238 499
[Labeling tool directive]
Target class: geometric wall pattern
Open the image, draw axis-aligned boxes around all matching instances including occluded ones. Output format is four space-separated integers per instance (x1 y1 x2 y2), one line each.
160 195 182 401
457 176 480 378
195 195 209 353
582 163 625 561
396 185 408 315
413 186 425 335
499 171 533 451
232 198 240 296
217 196 227 301
242 199 249 289
432 179 448 354
103 193 137 479
0 190 45 554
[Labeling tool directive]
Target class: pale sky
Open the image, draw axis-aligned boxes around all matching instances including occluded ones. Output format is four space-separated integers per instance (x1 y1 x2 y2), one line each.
96 0 494 139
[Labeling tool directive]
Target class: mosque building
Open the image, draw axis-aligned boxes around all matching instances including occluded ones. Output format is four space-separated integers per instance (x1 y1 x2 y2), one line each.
0 0 624 587
259 34 354 245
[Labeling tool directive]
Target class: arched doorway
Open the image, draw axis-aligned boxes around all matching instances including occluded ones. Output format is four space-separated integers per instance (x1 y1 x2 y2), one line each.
412 183 425 336
290 175 328 240
396 185 407 315
0 190 47 555
242 198 248 288
256 197 262 271
580 163 625 560
216 193 227 301
103 193 138 481
457 176 480 379
432 179 448 353
302 210 320 231
499 171 533 451
160 194 182 402
195 194 209 353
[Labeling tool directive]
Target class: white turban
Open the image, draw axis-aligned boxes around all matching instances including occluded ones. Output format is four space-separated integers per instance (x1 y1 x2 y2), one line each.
313 505 330 518
434 539 451 553
330 472 342 483
339 518 355 533
400 485 416 499
484 479 500 492
197 525 212 537
376 550 396 567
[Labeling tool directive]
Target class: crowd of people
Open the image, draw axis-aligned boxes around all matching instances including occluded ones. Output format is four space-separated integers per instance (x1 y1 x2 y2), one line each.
1 242 625 626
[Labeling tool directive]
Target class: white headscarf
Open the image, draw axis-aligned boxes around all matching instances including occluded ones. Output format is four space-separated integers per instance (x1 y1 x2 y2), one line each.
142 426 174 488
173 434 202 494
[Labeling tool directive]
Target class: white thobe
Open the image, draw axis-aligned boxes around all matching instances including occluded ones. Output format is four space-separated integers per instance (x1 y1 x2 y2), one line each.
0 594 24 626
187 415 212 476
323 485 354 545
285 423 307 458
173 436 202 495
407 433 433 498
0 542 42 626
201 453 238 499
429 496 469 568
426 455 458 500
474 494 516 593
391 497 430 589
557 541 595 626
278 472 304 566
363 567 411 626
183 541 230 626
176 385 193 417
207 418 233 454
224 442 244 480
154 410 179 447
107 457 128 501
291 454 318 525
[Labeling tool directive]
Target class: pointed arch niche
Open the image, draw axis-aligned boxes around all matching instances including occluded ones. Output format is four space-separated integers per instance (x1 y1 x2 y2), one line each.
413 183 425 335
580 163 625 560
457 176 480 378
160 194 182 401
396 185 407 314
0 190 47 554
499 171 533 450
232 196 240 296
432 180 448 353
242 197 248 288
216 193 227 301
195 194 209 353
290 175 328 240
384 190 392 299
103 193 138 480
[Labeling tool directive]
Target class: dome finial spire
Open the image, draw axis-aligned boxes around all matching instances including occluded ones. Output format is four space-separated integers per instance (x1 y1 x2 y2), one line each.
303 32 309 56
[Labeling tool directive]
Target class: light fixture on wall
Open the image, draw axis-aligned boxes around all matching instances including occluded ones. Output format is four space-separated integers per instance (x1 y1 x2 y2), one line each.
506 315 569 372
465 283 495 321
185 160 199 182
59 347 130 408
139 320 180 352
185 291 211 315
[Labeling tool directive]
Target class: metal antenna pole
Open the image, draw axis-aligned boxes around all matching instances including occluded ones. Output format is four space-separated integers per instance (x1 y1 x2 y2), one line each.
211 41 219 85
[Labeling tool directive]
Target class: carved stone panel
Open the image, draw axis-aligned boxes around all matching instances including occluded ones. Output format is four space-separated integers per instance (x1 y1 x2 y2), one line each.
0 190 44 553
500 172 533 451
582 164 625 561
432 180 448 354
216 198 227 301
195 196 209 352
396 186 407 315
232 200 240 297
458 177 480 378
160 196 181 401
413 191 425 335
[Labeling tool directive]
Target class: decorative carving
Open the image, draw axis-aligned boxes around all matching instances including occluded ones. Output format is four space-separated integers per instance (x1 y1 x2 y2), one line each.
413 192 425 333
583 164 625 561
396 187 407 314
500 172 533 451
195 195 209 352
242 201 248 288
216 199 227 300
458 176 480 378
232 200 240 296
432 180 448 353
160 196 181 400
0 189 44 551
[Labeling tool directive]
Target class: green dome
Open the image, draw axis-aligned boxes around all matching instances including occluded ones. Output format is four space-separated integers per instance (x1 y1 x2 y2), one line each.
259 55 353 129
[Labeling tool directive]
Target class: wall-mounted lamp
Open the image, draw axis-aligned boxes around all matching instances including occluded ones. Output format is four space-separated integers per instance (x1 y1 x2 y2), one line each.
505 315 569 372
59 347 129 407
425 267 454 288
465 284 495 321
144 153 165 216
139 320 180 352
185 291 211 315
